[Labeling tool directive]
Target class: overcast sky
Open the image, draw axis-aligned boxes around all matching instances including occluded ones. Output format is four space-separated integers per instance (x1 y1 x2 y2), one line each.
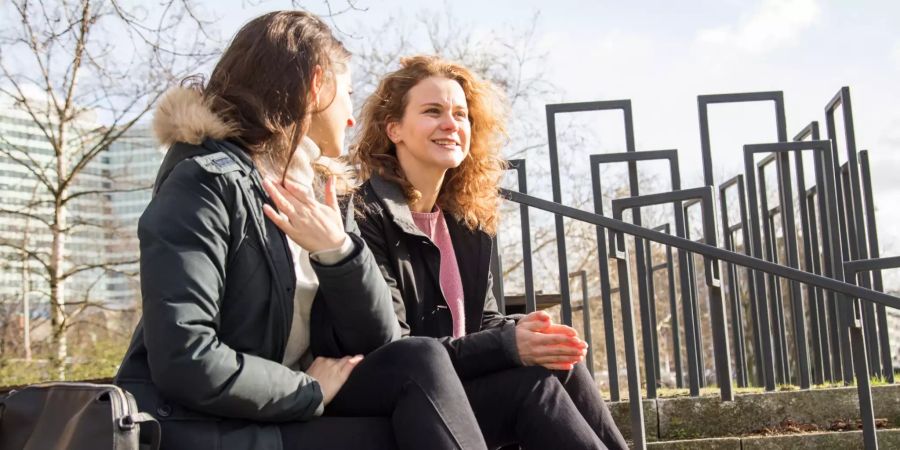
282 0 899 289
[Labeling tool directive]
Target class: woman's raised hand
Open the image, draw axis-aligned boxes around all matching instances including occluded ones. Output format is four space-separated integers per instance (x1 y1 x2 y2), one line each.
515 311 588 371
306 355 363 406
262 176 348 253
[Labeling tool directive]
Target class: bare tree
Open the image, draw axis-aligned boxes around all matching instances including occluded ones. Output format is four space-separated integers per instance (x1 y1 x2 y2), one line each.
0 0 220 378
349 8 554 157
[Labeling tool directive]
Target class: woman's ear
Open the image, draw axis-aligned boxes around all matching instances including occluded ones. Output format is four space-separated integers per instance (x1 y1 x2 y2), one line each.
309 65 325 111
386 121 401 144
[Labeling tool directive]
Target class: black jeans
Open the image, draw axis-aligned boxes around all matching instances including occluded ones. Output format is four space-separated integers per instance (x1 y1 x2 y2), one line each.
464 363 628 450
280 337 486 450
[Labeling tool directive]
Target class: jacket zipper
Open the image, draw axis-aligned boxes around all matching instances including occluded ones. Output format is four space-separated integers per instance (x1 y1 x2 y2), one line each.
243 172 294 358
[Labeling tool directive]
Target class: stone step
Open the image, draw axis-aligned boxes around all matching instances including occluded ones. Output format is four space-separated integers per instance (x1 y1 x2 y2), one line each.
644 428 900 449
607 384 900 442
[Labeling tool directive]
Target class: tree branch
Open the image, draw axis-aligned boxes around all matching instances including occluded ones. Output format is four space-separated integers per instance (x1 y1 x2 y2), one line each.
63 185 151 205
0 241 51 274
61 258 140 281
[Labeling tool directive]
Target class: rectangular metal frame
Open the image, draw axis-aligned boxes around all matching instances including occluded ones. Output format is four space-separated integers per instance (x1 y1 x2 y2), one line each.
610 187 731 400
743 140 840 390
589 149 682 399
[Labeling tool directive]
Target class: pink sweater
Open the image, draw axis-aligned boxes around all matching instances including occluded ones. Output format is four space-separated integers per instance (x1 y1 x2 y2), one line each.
411 207 466 338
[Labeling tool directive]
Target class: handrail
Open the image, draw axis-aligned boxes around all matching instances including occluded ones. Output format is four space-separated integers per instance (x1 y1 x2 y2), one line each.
500 188 900 309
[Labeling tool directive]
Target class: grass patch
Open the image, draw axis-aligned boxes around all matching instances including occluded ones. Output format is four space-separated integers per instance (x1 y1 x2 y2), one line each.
610 378 896 401
0 338 127 388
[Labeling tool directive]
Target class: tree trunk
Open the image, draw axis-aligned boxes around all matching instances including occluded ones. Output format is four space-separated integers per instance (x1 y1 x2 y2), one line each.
50 205 68 379
21 183 39 362
50 129 69 380
22 250 31 362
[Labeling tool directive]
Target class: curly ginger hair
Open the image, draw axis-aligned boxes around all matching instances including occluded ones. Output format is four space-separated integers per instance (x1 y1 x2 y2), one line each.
352 55 508 235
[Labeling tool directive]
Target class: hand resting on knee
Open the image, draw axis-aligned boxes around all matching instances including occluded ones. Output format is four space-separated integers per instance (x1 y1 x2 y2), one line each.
515 311 588 371
306 355 364 406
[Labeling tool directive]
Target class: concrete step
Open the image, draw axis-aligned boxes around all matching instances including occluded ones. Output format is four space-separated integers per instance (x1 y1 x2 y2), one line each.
644 428 900 449
607 384 900 442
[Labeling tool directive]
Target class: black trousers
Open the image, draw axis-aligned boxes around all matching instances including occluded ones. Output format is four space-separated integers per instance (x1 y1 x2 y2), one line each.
280 337 486 450
281 339 627 450
464 363 628 450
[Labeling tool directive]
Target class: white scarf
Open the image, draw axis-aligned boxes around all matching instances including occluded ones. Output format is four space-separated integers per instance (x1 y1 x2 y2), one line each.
261 136 322 370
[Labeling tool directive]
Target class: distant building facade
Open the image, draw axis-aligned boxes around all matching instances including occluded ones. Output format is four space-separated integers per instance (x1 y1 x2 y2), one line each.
0 102 162 317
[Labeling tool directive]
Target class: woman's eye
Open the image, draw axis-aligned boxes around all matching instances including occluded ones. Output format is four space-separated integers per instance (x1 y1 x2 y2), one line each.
455 111 468 119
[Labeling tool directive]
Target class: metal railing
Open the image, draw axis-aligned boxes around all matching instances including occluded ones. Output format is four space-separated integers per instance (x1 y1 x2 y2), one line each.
499 186 898 449
490 87 898 449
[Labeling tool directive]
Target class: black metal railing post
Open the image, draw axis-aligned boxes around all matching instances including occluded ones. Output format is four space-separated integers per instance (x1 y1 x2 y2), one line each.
590 156 621 400
844 256 900 450
720 175 757 387
490 235 506 313
505 159 537 313
647 223 681 389
699 91 788 391
607 213 647 450
569 270 595 378
757 156 794 385
825 87 868 384
612 187 732 401
682 199 708 388
775 149 813 389
840 163 881 378
642 237 662 389
744 140 840 390
590 149 684 399
761 200 791 384
546 100 636 327
651 224 683 389
793 122 829 385
805 185 839 383
859 151 893 383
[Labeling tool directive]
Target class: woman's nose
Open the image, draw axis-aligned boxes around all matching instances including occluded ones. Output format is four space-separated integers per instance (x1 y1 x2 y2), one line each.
440 113 458 131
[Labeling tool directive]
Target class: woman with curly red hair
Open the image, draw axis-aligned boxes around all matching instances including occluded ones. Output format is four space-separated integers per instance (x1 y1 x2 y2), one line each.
351 55 628 449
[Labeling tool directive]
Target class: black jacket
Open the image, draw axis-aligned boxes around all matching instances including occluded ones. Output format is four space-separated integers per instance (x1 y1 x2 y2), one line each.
356 174 522 380
115 138 399 450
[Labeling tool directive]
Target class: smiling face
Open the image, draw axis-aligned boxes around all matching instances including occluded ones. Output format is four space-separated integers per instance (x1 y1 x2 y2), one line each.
307 67 355 157
386 76 471 180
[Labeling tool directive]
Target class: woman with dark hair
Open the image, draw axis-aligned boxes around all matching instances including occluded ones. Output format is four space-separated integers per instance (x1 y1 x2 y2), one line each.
115 13 486 450
347 55 628 449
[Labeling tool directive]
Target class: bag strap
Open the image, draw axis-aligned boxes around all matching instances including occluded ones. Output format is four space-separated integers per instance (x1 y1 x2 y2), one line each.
120 411 161 450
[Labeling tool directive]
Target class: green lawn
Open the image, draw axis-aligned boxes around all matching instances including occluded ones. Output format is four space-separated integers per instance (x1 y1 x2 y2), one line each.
0 338 126 388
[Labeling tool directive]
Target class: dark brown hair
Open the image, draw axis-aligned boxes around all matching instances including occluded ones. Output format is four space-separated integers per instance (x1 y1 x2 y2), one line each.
352 55 507 234
195 11 350 176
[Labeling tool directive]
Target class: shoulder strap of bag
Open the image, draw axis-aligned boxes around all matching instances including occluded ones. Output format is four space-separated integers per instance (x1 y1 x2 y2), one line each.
121 411 161 450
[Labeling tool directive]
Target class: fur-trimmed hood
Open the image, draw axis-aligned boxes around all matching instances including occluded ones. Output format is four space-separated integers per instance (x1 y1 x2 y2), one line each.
153 87 236 147
152 87 355 193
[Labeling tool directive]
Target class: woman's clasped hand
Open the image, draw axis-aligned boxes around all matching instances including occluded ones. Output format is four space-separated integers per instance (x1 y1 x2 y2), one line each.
515 311 589 371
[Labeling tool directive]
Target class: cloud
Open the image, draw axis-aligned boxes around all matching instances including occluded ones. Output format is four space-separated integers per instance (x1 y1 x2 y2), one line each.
695 0 821 54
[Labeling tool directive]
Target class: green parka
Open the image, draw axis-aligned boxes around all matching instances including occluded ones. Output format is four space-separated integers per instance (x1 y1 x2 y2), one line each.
115 88 399 450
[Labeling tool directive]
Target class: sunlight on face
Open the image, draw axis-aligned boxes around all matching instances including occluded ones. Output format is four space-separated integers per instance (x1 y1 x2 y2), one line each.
388 76 471 179
308 67 355 157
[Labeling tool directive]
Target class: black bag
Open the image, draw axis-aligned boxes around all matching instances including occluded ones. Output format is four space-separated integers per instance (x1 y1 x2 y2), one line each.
0 382 161 450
